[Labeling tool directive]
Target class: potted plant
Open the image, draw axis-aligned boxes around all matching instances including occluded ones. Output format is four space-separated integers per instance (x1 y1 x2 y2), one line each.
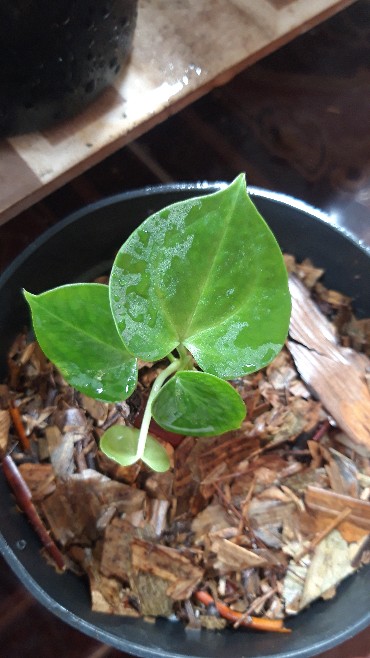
23 174 291 474
0 175 369 658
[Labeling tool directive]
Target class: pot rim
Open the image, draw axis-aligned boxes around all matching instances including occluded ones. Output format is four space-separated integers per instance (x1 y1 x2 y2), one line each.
1 183 369 287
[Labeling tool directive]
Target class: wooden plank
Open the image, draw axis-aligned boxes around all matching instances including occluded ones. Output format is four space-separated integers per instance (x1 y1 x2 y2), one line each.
305 486 370 530
0 0 355 224
287 276 370 455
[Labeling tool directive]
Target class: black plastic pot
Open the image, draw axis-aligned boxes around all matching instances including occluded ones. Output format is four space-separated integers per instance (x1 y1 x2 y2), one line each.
0 0 138 136
0 184 369 658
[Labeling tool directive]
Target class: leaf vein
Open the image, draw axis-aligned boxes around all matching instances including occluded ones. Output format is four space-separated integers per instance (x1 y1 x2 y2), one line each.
180 188 241 339
35 304 132 359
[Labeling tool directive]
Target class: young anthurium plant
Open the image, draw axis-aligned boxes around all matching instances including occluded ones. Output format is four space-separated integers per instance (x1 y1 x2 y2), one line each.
24 174 291 473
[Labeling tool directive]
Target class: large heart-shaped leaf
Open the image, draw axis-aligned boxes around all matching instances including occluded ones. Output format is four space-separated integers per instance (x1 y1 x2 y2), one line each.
110 174 290 378
24 283 138 402
100 425 170 472
151 370 246 436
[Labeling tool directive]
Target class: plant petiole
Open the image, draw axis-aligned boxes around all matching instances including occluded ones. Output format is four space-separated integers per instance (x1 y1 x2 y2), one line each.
177 343 193 370
135 358 181 460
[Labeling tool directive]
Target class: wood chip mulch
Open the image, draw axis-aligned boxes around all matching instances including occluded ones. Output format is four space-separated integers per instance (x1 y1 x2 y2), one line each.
1 256 370 634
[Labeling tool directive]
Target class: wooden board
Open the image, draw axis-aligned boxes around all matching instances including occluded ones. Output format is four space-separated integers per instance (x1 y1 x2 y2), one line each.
0 0 355 224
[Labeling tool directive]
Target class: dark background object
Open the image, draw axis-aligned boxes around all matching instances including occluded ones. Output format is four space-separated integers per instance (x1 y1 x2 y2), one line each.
0 184 369 658
0 0 137 136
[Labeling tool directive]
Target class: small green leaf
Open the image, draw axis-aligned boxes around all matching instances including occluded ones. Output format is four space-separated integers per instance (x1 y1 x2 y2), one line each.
24 283 138 402
109 174 291 378
100 426 138 466
141 431 171 472
100 425 170 472
152 370 246 437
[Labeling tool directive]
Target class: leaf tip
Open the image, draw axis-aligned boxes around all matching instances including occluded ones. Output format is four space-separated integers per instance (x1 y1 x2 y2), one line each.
23 288 37 307
231 172 247 190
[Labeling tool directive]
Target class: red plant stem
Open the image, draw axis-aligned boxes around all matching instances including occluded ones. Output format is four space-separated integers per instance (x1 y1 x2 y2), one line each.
194 590 291 633
2 455 66 571
9 401 30 451
311 419 330 442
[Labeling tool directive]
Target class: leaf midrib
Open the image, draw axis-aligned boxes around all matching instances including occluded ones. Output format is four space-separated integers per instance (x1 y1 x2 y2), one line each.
176 190 241 341
34 302 133 360
184 268 270 342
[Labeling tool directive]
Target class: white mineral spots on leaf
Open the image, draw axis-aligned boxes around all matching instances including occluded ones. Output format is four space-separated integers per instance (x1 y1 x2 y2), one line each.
156 234 194 298
214 321 251 360
126 294 148 321
112 272 142 323
117 201 202 335
166 198 201 225
124 200 199 271
188 325 281 378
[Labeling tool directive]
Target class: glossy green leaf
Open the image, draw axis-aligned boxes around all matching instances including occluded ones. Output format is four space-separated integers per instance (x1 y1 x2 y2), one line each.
100 425 170 472
24 284 138 402
110 174 291 378
152 370 246 437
